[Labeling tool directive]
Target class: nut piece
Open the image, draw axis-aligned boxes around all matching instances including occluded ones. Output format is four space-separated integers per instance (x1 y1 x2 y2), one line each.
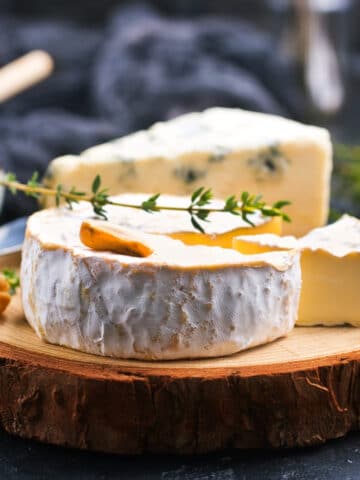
0 275 11 314
0 276 9 293
80 220 154 257
0 291 10 313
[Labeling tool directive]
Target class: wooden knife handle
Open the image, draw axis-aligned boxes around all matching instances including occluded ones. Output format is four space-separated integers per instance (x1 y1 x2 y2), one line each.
0 50 54 103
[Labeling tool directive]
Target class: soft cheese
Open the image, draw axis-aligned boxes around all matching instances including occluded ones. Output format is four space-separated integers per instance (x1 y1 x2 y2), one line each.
233 215 360 327
43 107 332 236
21 204 301 360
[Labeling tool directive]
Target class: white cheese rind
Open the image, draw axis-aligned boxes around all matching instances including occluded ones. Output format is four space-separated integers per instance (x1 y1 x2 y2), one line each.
235 234 298 251
44 107 332 236
236 215 360 258
21 206 301 360
299 215 360 257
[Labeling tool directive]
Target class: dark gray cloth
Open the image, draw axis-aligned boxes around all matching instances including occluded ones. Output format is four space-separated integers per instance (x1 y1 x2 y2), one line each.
0 3 309 220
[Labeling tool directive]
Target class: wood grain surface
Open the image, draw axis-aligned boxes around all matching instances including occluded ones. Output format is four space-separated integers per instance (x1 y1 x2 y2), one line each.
0 255 359 454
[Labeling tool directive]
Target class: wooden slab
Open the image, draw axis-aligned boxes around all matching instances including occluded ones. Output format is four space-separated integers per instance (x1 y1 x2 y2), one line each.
0 256 360 453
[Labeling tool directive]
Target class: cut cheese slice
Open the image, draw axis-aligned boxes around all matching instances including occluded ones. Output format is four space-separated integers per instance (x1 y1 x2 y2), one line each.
43 107 332 236
21 203 301 360
233 215 360 327
234 234 297 255
82 193 282 249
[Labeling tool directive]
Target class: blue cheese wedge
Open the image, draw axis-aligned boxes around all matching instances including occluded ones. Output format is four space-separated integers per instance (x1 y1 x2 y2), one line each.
43 107 332 236
234 215 360 327
21 203 301 360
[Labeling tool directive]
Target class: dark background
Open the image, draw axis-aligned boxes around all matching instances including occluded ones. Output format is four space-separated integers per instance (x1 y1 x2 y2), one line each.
0 0 359 221
1 427 360 480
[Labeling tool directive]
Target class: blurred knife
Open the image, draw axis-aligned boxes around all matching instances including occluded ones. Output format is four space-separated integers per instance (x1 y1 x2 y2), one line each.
0 50 54 103
294 0 349 116
0 217 26 264
0 50 54 218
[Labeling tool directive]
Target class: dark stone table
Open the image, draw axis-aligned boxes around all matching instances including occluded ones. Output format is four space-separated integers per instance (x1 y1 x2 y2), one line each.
1 428 360 480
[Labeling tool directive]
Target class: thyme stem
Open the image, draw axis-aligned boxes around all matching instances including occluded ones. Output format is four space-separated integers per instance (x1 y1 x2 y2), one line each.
0 174 291 233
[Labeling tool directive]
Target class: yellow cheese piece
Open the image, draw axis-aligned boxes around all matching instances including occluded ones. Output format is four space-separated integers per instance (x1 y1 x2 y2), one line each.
298 250 360 326
43 107 332 236
233 215 360 326
168 215 282 248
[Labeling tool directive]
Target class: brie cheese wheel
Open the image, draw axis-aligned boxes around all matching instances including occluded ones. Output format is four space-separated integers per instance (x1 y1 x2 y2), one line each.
233 215 360 327
21 204 301 360
43 107 332 236
80 193 282 248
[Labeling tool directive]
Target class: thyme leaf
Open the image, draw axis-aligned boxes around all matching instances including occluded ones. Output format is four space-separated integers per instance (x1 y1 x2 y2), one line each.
2 269 20 295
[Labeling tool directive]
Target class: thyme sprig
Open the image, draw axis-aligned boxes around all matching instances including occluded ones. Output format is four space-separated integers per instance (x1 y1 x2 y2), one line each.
331 144 360 220
0 172 291 233
2 269 20 295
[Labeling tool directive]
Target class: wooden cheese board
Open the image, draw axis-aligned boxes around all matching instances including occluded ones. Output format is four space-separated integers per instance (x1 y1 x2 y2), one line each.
0 253 360 454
